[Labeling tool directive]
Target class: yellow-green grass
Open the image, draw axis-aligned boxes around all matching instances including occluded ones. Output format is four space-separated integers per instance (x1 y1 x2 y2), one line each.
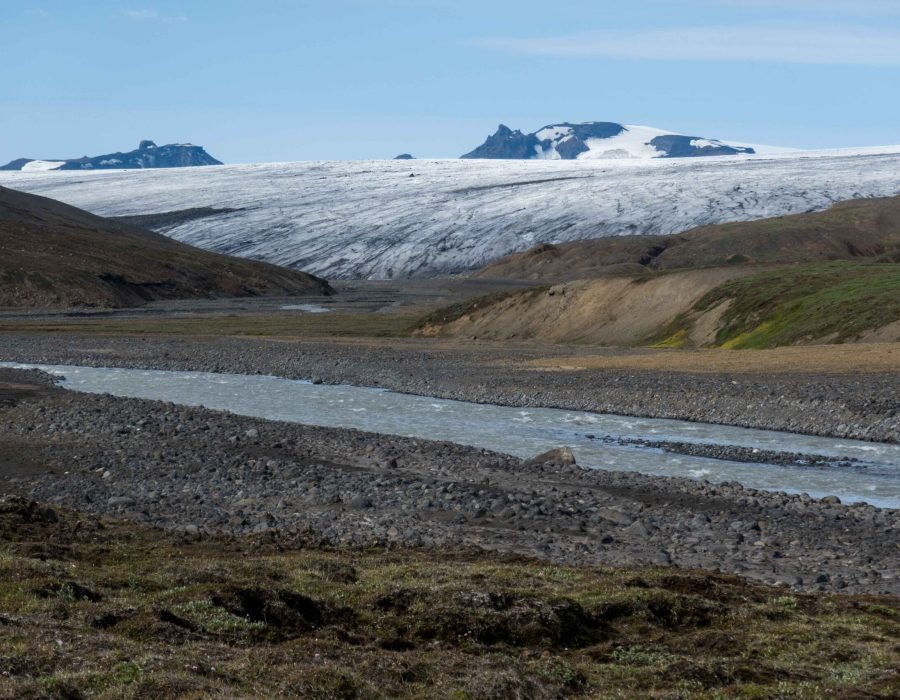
650 262 900 349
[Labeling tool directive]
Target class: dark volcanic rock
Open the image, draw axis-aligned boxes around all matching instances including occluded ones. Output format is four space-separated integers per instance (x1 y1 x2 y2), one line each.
461 125 541 159
649 135 755 158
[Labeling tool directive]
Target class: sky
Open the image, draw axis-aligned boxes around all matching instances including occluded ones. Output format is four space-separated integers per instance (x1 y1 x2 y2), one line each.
2 0 899 163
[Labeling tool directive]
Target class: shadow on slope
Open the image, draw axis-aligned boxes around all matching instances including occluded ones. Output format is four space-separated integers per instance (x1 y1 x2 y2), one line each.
0 185 332 309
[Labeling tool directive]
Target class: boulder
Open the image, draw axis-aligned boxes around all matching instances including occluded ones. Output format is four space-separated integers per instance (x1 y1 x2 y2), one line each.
524 446 576 468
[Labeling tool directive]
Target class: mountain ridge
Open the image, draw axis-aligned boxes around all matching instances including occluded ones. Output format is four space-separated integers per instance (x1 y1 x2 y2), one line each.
0 140 222 172
461 121 766 160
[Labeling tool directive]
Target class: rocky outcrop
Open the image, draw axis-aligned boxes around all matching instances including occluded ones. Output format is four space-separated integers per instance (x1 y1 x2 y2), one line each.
649 135 754 158
461 125 542 159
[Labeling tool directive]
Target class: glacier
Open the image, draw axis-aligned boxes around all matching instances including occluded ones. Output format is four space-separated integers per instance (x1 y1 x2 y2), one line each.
2 147 899 279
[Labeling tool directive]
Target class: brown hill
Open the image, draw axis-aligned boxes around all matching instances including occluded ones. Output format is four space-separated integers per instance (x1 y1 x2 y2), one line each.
0 185 332 308
475 196 900 282
420 262 900 348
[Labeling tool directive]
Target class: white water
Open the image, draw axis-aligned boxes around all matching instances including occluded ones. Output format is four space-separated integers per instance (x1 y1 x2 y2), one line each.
7 363 899 508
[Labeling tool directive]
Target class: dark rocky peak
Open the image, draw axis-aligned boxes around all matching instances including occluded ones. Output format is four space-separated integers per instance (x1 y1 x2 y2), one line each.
461 124 540 159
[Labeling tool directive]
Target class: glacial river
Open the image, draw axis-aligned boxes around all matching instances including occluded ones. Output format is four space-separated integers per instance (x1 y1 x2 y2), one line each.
5 363 899 508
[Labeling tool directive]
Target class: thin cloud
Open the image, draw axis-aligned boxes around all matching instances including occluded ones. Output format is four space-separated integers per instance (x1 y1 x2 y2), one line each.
474 24 900 66
700 0 900 13
124 9 188 24
24 8 51 17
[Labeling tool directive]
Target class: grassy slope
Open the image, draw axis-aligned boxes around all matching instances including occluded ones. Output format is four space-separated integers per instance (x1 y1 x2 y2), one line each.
419 262 900 349
1 497 898 699
652 262 900 349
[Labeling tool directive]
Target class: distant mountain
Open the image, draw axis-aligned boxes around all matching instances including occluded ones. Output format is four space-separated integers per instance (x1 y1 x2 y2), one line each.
393 153 415 160
0 140 223 172
461 122 765 160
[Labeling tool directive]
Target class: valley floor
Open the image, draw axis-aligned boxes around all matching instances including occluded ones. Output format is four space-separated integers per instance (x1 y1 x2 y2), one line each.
0 367 897 596
0 330 897 443
1 290 898 697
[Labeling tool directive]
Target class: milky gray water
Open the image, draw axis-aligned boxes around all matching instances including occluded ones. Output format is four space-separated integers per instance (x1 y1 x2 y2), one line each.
6 363 899 508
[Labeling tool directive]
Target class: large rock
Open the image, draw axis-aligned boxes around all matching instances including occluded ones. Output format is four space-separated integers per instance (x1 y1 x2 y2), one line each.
523 446 577 468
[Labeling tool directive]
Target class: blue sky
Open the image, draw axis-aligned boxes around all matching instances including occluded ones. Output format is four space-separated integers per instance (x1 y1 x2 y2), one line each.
3 0 899 162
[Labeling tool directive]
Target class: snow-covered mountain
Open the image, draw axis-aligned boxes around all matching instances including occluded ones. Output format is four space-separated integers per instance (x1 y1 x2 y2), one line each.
0 140 222 171
461 122 783 160
1 147 898 279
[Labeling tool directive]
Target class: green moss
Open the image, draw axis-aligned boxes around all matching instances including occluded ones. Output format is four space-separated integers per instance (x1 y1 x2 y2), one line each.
701 262 900 348
650 327 688 349
648 262 900 350
1 504 898 699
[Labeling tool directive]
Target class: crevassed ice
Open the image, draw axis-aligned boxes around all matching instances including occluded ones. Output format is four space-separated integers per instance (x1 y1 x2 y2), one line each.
2 147 899 278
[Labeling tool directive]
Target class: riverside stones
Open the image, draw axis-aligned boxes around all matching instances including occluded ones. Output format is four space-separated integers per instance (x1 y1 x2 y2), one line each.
0 367 898 595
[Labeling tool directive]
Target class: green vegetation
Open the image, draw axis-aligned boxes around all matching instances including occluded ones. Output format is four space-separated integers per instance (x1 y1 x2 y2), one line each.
651 262 900 349
701 262 900 348
1 498 898 699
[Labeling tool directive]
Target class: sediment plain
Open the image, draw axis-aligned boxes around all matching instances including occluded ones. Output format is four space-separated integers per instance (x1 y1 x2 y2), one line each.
1 366 897 596
1 332 897 443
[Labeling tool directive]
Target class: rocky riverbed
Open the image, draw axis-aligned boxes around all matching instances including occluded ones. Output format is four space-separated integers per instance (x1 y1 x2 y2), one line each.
0 333 898 442
1 368 897 595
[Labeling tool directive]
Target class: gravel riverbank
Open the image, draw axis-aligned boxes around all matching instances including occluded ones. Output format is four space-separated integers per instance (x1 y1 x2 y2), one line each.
1 368 897 595
0 333 898 442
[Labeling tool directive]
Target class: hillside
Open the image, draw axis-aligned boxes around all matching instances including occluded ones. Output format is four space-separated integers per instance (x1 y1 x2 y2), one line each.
2 150 899 278
419 263 900 348
476 195 900 282
0 185 332 308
